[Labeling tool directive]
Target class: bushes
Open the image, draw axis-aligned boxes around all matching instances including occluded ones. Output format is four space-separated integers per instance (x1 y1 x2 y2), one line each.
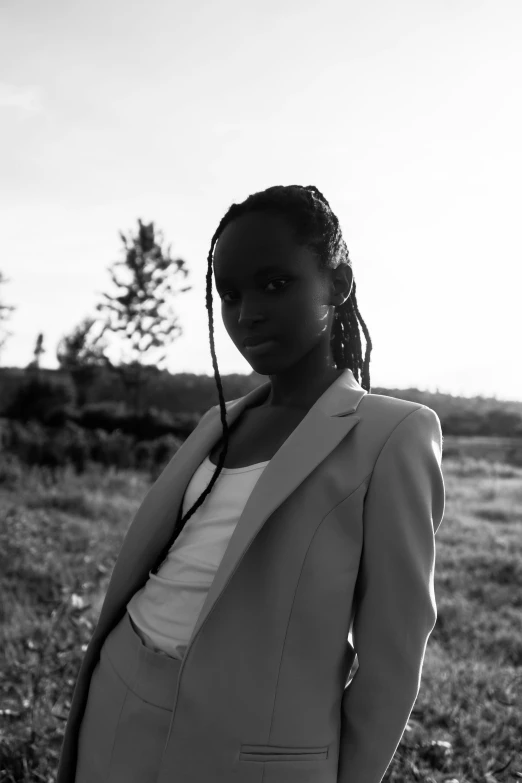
0 375 197 481
0 419 184 482
3 373 77 425
73 401 201 440
3 371 202 436
4 375 202 440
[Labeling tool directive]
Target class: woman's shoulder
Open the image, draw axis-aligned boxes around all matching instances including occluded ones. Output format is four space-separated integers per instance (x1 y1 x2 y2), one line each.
358 392 441 437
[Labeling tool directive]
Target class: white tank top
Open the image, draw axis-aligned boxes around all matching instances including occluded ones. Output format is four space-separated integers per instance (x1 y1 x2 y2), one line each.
126 453 270 660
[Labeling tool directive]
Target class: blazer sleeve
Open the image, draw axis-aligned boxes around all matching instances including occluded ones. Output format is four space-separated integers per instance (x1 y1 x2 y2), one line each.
337 405 445 783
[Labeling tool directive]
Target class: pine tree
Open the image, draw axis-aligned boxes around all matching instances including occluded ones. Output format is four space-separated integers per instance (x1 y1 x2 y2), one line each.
94 219 192 413
0 270 16 365
26 332 46 371
56 316 110 406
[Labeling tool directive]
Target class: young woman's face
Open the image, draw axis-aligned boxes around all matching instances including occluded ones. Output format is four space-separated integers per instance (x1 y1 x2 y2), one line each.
212 212 352 377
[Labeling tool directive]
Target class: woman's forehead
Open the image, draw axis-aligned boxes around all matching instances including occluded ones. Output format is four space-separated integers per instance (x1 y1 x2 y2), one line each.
214 218 311 269
212 214 322 286
215 216 294 256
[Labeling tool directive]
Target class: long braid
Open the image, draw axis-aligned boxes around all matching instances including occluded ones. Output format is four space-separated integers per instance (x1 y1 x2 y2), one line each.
305 185 372 391
150 185 372 575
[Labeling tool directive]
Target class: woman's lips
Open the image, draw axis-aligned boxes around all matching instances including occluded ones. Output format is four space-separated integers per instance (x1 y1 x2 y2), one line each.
242 335 275 347
242 339 278 355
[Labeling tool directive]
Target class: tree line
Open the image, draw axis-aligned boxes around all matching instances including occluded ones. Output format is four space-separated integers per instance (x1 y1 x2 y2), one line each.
1 217 521 446
0 218 192 414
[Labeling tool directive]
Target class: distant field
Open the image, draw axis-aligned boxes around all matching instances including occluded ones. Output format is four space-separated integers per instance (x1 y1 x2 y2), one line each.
443 435 522 466
0 438 521 782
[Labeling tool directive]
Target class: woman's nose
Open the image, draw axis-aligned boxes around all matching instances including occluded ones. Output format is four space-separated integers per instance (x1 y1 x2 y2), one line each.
238 300 266 324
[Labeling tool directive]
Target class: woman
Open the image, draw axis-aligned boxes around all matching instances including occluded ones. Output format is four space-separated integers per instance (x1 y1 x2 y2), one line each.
57 184 445 783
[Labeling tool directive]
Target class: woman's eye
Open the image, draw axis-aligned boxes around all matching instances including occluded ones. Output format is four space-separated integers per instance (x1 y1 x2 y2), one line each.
266 278 288 292
221 278 289 303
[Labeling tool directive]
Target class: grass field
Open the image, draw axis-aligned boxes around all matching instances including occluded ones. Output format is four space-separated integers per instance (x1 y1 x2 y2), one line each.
0 438 521 782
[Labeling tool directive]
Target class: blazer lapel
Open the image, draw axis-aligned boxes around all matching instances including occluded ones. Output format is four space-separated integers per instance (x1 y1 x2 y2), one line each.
93 369 367 654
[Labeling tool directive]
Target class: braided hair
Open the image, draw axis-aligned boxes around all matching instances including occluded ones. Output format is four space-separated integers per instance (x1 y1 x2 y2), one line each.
150 184 372 575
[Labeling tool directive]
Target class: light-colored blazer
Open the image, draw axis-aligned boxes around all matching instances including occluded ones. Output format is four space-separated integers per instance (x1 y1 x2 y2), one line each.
57 368 445 783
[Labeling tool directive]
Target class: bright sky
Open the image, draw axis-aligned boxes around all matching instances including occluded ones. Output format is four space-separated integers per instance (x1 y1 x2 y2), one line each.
1 0 521 401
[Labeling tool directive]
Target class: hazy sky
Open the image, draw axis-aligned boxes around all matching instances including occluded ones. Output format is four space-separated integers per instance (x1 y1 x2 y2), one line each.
1 0 521 401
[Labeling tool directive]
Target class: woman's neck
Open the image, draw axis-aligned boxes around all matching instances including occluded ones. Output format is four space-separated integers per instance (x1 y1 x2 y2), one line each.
255 367 344 411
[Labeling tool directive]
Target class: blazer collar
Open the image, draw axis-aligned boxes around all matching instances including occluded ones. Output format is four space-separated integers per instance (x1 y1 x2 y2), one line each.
95 368 367 654
222 366 367 420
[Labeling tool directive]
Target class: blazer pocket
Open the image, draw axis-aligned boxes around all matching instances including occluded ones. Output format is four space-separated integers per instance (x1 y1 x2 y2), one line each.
239 744 329 762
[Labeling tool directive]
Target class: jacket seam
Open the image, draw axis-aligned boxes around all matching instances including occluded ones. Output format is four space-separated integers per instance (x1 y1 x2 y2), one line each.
266 475 372 749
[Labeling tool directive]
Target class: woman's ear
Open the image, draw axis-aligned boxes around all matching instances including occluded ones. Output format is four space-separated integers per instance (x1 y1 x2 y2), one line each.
331 264 353 305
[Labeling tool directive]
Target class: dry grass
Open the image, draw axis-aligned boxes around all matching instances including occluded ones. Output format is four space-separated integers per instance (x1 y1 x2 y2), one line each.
0 449 521 782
